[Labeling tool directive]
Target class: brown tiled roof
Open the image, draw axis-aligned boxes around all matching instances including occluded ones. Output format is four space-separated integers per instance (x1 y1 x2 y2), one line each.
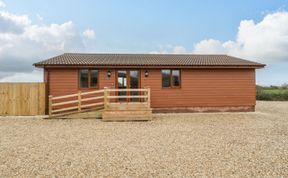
34 53 265 68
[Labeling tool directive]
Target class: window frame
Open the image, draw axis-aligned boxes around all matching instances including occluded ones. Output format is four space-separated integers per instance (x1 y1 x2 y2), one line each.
79 69 99 89
161 69 181 89
89 69 99 88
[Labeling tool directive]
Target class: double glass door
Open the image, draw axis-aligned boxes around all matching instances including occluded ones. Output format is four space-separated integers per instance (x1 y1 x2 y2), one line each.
117 70 140 102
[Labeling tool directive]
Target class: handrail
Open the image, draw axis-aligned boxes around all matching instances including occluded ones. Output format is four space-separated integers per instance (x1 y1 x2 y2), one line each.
81 89 104 96
82 102 104 108
103 87 151 110
81 96 104 102
51 89 104 100
52 100 79 107
48 87 151 117
52 93 78 100
51 96 104 107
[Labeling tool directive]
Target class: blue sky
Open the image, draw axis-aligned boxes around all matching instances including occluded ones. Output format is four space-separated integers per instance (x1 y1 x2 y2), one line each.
4 0 286 50
0 0 288 85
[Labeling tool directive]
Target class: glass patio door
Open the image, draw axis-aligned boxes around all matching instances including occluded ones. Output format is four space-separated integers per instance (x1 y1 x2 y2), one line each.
117 70 127 102
129 70 139 102
117 70 139 102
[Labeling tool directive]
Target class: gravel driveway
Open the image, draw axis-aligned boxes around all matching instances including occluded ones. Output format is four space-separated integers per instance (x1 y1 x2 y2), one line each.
0 101 287 177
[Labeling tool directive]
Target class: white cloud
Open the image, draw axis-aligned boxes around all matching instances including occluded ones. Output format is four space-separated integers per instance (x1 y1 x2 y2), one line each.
82 29 95 40
150 45 187 54
0 9 96 82
0 11 31 33
193 39 229 54
0 0 5 8
173 46 186 54
0 70 42 82
193 11 288 63
149 50 168 54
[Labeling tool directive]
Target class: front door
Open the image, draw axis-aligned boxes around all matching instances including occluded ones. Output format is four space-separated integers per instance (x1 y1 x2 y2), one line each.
116 70 140 102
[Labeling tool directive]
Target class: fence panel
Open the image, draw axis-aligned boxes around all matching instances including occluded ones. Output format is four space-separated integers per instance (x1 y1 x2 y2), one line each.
0 83 45 116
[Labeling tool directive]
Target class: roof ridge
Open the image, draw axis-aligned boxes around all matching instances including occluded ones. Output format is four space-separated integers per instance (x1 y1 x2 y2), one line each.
63 52 228 56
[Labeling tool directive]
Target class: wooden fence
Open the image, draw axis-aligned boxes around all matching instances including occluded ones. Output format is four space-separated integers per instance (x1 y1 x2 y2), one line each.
0 83 45 116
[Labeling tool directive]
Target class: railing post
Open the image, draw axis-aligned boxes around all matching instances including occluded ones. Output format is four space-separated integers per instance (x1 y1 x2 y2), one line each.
143 87 147 103
48 95 52 117
147 87 151 108
78 91 82 111
104 87 109 110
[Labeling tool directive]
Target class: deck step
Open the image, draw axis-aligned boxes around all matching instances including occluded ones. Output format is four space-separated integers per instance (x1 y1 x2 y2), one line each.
106 102 150 111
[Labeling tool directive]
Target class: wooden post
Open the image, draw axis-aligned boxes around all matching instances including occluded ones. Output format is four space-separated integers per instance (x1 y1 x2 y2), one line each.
104 87 108 110
48 95 52 117
107 88 110 106
147 87 151 108
78 91 82 111
143 87 147 103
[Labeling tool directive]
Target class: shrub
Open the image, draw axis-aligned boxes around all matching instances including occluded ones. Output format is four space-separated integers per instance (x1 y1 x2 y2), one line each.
256 88 288 101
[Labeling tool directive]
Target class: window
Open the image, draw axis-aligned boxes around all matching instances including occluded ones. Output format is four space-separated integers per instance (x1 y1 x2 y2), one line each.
90 70 98 87
80 69 89 88
162 70 171 87
172 70 180 87
161 69 181 88
79 69 99 88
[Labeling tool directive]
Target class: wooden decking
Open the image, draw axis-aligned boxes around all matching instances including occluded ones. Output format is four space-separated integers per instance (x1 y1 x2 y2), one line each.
102 88 152 121
102 102 152 121
48 88 152 121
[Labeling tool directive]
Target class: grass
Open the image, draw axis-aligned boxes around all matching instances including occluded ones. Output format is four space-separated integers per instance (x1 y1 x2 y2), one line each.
256 85 288 101
262 88 288 94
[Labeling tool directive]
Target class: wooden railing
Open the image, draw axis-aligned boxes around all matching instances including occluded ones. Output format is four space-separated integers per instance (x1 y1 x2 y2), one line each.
48 87 150 117
104 87 151 109
49 89 105 117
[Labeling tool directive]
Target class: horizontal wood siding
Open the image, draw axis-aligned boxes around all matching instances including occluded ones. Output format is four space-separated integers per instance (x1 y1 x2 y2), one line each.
99 69 115 89
49 69 78 96
47 68 256 108
48 68 116 97
141 68 256 108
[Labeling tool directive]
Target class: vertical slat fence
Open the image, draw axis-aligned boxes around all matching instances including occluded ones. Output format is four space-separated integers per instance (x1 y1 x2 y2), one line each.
0 83 46 116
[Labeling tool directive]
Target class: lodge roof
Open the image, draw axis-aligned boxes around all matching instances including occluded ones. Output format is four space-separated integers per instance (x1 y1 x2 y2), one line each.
34 53 265 68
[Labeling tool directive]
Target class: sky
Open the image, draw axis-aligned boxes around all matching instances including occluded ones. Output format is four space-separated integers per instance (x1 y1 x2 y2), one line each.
0 0 288 86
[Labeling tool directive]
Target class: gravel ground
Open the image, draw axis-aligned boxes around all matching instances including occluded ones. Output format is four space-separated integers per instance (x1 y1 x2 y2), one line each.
0 101 288 177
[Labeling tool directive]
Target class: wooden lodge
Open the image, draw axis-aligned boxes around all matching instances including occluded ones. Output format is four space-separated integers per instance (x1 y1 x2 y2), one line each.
34 53 265 121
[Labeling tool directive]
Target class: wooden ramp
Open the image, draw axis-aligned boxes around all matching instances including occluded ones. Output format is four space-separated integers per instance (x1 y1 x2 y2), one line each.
48 90 105 119
52 110 103 119
48 88 151 121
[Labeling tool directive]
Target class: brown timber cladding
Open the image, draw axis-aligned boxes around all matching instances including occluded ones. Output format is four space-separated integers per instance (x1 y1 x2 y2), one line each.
0 83 45 116
141 68 256 108
47 68 256 109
